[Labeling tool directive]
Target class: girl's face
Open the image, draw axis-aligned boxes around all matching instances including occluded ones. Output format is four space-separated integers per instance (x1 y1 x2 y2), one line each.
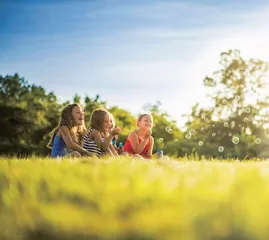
72 106 84 125
103 113 111 132
109 119 114 132
138 115 153 130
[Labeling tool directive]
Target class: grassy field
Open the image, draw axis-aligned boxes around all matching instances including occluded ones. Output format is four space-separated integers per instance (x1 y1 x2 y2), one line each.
1 156 269 240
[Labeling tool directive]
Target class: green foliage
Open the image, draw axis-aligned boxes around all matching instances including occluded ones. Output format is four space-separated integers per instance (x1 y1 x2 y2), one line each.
184 49 269 159
2 48 269 159
83 94 107 125
0 74 61 156
0 74 183 157
1 157 269 240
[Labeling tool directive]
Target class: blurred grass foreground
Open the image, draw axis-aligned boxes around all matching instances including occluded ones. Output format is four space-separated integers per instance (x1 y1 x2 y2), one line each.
1 156 269 240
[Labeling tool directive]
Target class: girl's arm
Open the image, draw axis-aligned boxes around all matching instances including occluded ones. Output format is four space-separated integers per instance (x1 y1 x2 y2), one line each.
92 130 116 151
128 130 151 155
60 126 92 156
146 136 154 158
109 144 119 156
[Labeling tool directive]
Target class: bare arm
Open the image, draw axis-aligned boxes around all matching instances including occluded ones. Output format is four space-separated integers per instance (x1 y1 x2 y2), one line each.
92 127 121 152
128 131 151 155
109 144 119 156
146 137 154 158
60 126 92 156
92 130 113 151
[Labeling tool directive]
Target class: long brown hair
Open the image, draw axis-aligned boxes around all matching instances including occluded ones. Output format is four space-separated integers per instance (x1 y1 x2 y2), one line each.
88 108 109 134
47 103 87 149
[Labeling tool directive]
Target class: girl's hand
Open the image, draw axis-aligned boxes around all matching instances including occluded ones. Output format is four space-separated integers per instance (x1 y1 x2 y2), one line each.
145 129 152 139
85 151 94 156
111 126 121 136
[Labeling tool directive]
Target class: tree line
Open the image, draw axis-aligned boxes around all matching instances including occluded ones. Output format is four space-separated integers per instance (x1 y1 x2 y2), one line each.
1 49 269 159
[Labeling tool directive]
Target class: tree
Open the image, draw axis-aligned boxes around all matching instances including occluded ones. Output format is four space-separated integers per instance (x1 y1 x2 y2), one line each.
184 49 269 159
0 73 62 156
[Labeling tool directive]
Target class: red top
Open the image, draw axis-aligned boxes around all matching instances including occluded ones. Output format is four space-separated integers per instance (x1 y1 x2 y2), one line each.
124 131 151 158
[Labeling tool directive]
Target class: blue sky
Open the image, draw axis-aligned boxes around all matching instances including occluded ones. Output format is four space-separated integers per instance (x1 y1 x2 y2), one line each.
1 0 269 128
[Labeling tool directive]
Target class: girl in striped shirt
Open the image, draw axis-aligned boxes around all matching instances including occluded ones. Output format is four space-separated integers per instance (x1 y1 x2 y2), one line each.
83 108 121 157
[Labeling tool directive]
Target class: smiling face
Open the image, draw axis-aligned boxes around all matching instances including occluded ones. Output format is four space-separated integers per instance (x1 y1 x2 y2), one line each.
103 113 111 133
108 114 115 132
137 114 153 130
72 105 84 125
109 118 114 132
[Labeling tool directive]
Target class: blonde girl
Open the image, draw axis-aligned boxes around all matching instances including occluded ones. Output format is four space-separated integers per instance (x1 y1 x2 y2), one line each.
83 108 121 157
123 113 154 159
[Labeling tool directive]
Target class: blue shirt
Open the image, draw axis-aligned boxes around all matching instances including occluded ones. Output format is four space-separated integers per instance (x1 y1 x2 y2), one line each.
51 136 72 158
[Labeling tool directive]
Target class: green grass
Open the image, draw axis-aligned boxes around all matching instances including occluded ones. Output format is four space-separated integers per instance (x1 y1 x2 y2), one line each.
1 156 269 240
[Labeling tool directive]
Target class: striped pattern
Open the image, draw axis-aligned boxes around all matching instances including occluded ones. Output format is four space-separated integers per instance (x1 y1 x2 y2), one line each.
83 129 103 157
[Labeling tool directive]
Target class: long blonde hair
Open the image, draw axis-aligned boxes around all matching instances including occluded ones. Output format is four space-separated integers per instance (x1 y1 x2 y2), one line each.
47 103 87 149
88 108 109 134
108 112 115 130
